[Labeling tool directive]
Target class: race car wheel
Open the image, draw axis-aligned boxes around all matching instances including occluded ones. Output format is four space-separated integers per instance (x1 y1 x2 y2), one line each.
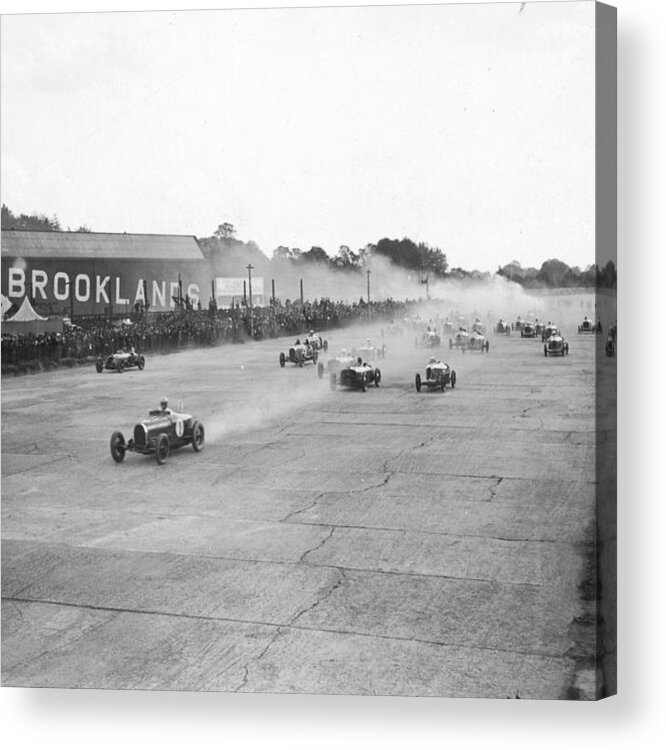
323 340 328 352
191 421 204 452
318 362 324 379
329 373 336 391
415 373 422 392
451 371 456 388
544 346 548 357
279 352 286 367
95 359 103 373
155 433 170 465
313 350 318 364
361 375 367 392
138 355 145 370
374 368 381 386
485 341 490 352
110 431 126 463
117 360 124 373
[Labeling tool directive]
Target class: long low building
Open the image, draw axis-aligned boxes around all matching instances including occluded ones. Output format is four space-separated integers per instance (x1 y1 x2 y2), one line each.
1 229 215 316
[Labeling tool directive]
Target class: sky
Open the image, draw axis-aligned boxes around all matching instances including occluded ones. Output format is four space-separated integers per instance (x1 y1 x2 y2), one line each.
1 1 596 272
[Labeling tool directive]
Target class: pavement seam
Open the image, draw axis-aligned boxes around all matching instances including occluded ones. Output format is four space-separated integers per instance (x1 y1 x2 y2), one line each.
2 595 572 661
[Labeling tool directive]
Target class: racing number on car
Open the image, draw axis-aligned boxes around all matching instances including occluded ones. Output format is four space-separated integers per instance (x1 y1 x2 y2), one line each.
175 418 184 438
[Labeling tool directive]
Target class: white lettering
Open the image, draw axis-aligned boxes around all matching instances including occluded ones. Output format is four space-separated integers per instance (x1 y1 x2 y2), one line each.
187 284 200 306
134 280 146 304
96 276 110 304
169 282 179 309
54 272 69 301
115 277 129 305
9 268 25 297
152 280 166 308
31 269 48 300
75 274 90 302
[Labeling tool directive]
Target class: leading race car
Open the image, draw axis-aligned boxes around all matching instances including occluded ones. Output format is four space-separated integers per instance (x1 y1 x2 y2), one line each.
381 320 403 337
330 358 381 392
544 335 570 357
279 339 318 367
96 349 145 373
318 349 355 379
110 404 205 465
415 357 457 392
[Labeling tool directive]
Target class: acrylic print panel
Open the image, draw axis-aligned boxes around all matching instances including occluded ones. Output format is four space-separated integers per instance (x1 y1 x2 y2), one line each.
0 1 616 699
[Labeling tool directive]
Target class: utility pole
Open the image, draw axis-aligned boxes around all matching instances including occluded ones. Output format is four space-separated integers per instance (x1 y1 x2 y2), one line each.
271 279 276 306
300 279 304 307
366 269 371 319
247 264 254 338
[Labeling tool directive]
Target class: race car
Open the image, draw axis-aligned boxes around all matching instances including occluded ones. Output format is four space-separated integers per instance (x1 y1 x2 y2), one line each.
605 336 615 357
415 328 441 348
381 320 403 337
96 349 145 373
471 319 485 335
520 322 538 338
352 340 387 360
443 319 455 334
415 358 457 392
279 339 318 367
578 318 602 334
330 358 381 392
302 330 329 351
541 323 560 342
110 406 204 465
466 331 490 353
544 335 570 357
494 319 511 336
318 349 356 379
449 329 469 351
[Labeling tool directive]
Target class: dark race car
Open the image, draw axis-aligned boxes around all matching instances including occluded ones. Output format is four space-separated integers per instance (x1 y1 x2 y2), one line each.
544 335 570 357
318 349 355 379
96 349 145 373
541 324 560 342
110 407 205 465
520 322 538 338
578 318 602 334
494 319 511 336
605 335 615 357
415 358 457 392
279 339 318 367
330 358 381 392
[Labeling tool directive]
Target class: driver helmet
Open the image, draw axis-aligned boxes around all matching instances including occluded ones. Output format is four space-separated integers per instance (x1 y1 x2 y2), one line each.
295 338 301 345
160 397 168 410
429 356 437 364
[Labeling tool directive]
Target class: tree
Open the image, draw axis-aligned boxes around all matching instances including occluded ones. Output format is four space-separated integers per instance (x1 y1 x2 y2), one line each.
299 246 329 264
1 204 61 231
214 222 236 240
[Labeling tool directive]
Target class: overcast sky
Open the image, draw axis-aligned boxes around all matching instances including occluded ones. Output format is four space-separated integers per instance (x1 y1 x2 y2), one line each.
1 2 595 271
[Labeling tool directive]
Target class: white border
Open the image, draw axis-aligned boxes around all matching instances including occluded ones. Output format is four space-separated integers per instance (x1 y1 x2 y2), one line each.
1 0 662 747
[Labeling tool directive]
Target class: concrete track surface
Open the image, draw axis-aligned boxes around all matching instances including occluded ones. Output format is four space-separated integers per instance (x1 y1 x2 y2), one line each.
1 322 605 698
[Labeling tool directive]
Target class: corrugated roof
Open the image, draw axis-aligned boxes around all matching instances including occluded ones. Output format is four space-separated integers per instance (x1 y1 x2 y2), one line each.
0 230 204 260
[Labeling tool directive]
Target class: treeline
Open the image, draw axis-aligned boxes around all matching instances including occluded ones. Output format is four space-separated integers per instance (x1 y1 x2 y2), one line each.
497 258 617 290
2 206 616 288
199 223 450 280
1 204 91 233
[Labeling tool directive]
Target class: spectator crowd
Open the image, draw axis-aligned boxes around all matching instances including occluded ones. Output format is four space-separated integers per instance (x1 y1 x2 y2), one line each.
2 297 416 372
